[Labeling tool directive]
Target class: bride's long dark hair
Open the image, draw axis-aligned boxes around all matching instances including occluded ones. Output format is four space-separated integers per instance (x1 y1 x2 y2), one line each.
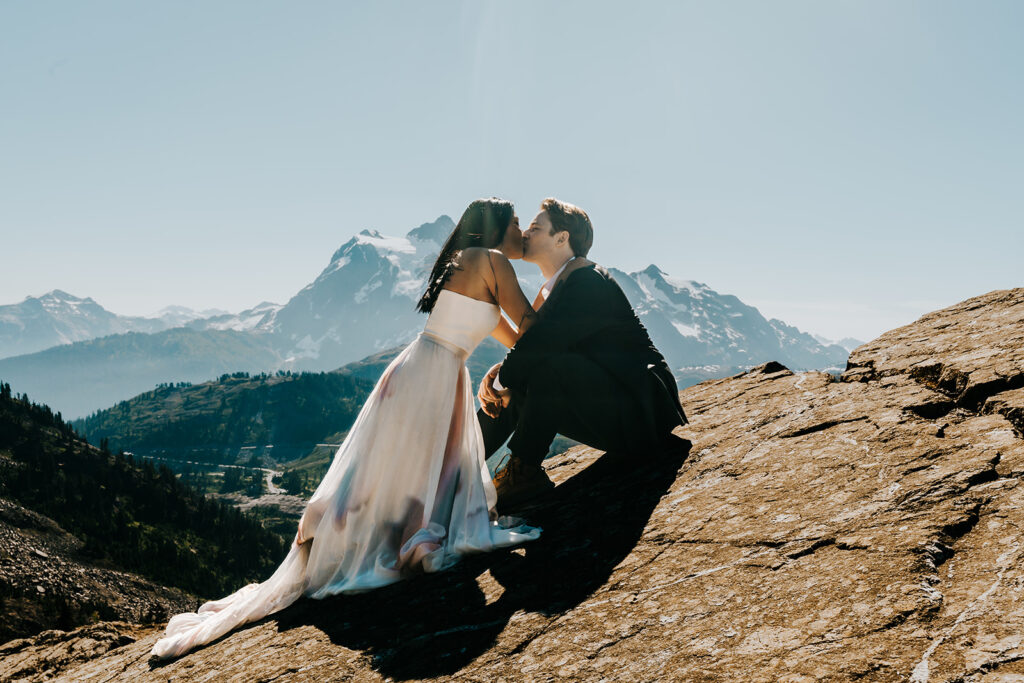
416 198 514 313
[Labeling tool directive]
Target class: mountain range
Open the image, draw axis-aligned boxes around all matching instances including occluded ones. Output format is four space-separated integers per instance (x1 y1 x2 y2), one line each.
812 334 864 353
0 290 226 359
0 215 849 418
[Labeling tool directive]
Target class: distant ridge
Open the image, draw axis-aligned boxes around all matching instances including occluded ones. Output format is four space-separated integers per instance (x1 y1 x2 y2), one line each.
0 290 231 360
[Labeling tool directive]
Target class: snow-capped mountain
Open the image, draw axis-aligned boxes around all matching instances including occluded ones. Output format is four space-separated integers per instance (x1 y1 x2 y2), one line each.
0 291 237 360
813 334 865 353
191 216 456 371
188 301 282 333
0 290 157 359
151 304 231 329
611 265 848 374
267 218 451 368
186 215 846 374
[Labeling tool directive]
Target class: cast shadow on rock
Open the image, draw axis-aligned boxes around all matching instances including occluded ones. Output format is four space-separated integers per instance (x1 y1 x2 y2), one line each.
277 444 688 680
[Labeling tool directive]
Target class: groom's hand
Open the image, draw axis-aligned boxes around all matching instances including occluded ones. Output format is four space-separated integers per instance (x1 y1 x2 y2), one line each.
481 392 510 418
481 399 501 418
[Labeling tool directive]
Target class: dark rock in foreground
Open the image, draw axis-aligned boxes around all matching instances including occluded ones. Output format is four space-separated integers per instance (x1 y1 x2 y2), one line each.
2 289 1023 682
0 499 195 647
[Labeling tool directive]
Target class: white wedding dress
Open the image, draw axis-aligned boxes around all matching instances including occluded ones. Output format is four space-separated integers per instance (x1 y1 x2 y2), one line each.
151 289 541 659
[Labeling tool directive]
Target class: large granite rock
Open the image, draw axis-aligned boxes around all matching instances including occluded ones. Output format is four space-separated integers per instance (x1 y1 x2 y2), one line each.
844 288 1024 420
2 288 1022 682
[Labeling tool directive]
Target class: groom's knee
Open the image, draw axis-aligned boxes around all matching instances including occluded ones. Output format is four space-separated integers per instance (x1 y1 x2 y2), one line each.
527 354 593 394
533 355 621 410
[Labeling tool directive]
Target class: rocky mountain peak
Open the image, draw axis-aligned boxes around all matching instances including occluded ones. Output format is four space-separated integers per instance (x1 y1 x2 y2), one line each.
637 264 707 299
32 290 101 310
38 289 89 303
0 290 213 362
326 227 425 270
6 289 1023 681
406 215 455 245
814 334 866 353
154 305 195 316
153 305 230 327
328 236 361 264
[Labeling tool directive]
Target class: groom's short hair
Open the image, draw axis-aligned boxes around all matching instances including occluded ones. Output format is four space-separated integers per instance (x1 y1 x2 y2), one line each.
541 198 593 257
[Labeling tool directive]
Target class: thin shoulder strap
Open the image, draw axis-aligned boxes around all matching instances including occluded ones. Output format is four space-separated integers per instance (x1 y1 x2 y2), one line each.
485 250 499 304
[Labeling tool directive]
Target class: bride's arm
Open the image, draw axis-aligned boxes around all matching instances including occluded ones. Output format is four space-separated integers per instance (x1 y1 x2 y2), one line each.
491 317 519 348
484 251 538 343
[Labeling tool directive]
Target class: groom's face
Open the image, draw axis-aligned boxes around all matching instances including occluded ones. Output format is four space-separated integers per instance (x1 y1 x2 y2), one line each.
522 210 559 263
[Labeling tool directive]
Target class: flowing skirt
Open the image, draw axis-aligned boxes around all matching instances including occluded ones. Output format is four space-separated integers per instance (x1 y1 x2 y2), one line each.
151 333 541 659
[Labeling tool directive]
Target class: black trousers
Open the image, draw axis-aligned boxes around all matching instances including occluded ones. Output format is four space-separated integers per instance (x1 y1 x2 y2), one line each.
477 354 661 468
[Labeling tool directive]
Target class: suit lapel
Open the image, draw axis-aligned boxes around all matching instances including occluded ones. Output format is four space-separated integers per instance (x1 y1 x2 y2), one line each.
540 262 594 315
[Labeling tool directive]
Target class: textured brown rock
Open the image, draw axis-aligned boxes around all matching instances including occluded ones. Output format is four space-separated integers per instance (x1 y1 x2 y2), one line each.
844 288 1024 414
3 288 1023 682
0 621 152 683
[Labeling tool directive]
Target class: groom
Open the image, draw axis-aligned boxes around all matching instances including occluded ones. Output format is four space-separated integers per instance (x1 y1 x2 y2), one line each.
477 198 689 510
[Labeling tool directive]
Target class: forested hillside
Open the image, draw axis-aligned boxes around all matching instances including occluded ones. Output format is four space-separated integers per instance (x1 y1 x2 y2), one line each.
0 381 288 600
72 370 375 463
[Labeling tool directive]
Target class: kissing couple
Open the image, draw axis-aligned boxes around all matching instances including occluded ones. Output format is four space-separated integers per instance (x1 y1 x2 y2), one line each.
151 196 688 660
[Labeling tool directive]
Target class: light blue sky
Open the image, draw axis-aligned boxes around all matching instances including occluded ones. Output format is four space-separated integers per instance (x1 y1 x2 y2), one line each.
2 1 1021 341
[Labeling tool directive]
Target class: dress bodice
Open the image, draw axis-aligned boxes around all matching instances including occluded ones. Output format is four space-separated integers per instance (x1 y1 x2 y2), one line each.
421 289 501 357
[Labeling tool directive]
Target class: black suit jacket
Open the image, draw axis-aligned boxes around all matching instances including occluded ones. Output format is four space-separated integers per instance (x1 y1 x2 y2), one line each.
499 263 687 440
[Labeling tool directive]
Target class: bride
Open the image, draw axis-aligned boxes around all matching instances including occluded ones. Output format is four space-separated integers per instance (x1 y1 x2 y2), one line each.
151 198 542 659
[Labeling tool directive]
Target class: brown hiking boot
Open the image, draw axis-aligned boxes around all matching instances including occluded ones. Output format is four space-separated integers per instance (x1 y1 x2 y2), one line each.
493 456 554 511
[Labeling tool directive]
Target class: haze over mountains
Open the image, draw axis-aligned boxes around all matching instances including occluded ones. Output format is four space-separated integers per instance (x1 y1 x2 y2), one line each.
0 216 849 419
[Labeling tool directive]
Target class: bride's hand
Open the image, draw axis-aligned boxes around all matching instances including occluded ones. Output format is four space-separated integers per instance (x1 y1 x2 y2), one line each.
478 363 503 405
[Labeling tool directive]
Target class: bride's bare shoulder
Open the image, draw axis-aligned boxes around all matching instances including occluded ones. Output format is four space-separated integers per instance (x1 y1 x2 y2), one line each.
459 247 509 271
